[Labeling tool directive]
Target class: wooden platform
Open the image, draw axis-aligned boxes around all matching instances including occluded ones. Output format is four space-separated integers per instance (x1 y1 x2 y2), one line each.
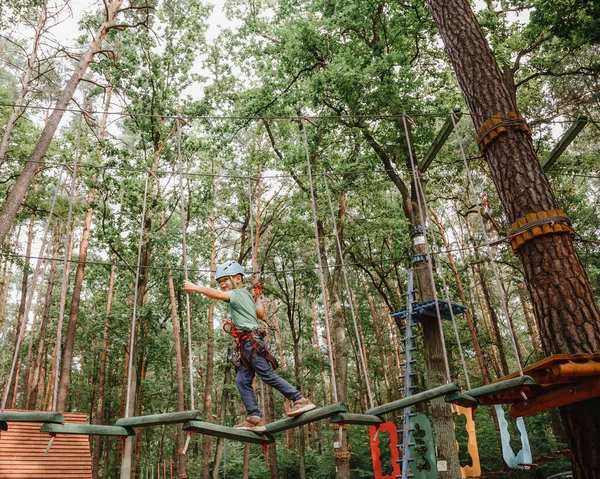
0 410 92 479
474 353 600 417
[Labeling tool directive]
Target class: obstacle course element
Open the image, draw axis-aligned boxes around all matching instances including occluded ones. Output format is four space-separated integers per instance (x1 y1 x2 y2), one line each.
0 411 65 426
41 423 135 436
183 421 274 445
115 410 202 428
446 375 536 408
366 383 461 417
266 403 348 434
330 413 385 426
452 405 481 478
392 300 467 323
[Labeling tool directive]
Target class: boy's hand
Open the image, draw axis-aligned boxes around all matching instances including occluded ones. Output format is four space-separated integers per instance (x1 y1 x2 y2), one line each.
183 280 196 292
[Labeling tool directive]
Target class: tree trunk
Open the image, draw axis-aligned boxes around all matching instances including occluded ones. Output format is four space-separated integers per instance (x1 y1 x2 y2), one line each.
426 0 600 475
56 194 94 412
0 0 124 245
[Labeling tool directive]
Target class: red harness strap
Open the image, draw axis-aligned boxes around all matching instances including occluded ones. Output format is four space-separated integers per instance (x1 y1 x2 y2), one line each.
222 321 279 372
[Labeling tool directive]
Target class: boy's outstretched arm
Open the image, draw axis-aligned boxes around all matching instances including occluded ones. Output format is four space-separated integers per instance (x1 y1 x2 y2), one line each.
183 280 229 301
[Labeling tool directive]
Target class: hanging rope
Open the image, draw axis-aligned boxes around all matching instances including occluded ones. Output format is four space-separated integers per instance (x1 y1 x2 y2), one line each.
176 118 196 411
300 119 338 404
1 169 65 411
450 112 525 378
124 170 151 418
322 176 375 409
402 113 452 384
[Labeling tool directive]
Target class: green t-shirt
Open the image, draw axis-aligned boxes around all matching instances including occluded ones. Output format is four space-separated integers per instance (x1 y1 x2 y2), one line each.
227 288 259 331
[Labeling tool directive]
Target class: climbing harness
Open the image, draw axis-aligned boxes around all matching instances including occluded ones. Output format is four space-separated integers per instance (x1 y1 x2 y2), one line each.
222 321 279 373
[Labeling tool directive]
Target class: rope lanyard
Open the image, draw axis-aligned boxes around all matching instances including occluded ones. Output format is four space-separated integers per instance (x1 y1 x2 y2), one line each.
301 119 338 404
402 113 452 384
1 169 65 411
322 176 374 409
450 112 524 377
52 114 83 411
176 118 195 410
124 170 150 417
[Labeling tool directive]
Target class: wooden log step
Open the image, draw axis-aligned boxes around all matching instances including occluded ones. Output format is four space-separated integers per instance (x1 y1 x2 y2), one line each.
464 375 536 399
115 410 202 427
445 391 479 408
40 423 135 436
0 411 65 424
265 403 348 434
329 413 385 425
366 383 460 417
182 421 274 444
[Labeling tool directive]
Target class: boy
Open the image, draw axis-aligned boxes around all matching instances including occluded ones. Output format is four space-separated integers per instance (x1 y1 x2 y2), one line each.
183 260 316 432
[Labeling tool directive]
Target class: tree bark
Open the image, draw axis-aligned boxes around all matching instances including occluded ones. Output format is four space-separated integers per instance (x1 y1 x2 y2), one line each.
426 0 600 475
0 0 124 245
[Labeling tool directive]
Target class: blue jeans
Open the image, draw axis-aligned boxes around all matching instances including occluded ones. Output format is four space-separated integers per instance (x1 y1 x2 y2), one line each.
236 338 302 417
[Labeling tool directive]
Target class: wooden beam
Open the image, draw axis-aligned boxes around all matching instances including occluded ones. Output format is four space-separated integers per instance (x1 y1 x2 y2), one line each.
329 413 385 426
183 421 275 444
0 411 65 424
542 115 588 172
420 109 462 173
365 383 460 417
41 423 135 436
508 377 600 418
464 375 536 399
265 403 348 434
115 410 202 427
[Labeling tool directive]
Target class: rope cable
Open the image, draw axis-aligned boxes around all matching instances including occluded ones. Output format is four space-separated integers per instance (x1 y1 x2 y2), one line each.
450 112 524 377
322 176 374 409
402 113 452 383
301 119 338 404
176 118 195 411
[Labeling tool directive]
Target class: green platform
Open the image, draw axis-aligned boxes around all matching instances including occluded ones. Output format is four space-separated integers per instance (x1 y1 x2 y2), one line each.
183 421 274 444
265 403 348 434
41 423 135 436
0 411 65 424
115 410 202 428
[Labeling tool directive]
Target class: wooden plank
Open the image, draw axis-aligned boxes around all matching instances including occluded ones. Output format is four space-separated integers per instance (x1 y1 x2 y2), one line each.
421 109 462 173
115 410 202 427
366 383 460 417
464 376 536 400
183 421 274 444
329 413 385 425
0 411 65 424
508 377 600 418
40 423 135 436
265 403 348 434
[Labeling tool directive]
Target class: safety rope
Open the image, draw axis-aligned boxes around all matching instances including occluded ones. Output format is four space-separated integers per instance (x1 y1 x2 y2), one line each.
176 118 196 411
450 112 525 378
300 119 338 404
322 176 375 409
402 113 452 384
1 169 64 411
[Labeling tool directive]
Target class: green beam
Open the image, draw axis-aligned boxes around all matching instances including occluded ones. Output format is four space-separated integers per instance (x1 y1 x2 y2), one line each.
183 421 275 444
0 411 65 424
115 410 202 427
0 421 7 431
265 403 348 434
542 115 588 172
41 423 135 436
329 413 385 426
420 109 462 173
464 375 536 399
365 383 460 417
445 391 479 408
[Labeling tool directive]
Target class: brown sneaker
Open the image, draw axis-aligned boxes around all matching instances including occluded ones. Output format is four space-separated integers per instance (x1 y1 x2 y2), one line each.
286 398 317 417
233 415 266 432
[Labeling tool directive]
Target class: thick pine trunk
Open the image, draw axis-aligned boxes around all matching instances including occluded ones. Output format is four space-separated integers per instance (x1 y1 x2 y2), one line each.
426 0 600 475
